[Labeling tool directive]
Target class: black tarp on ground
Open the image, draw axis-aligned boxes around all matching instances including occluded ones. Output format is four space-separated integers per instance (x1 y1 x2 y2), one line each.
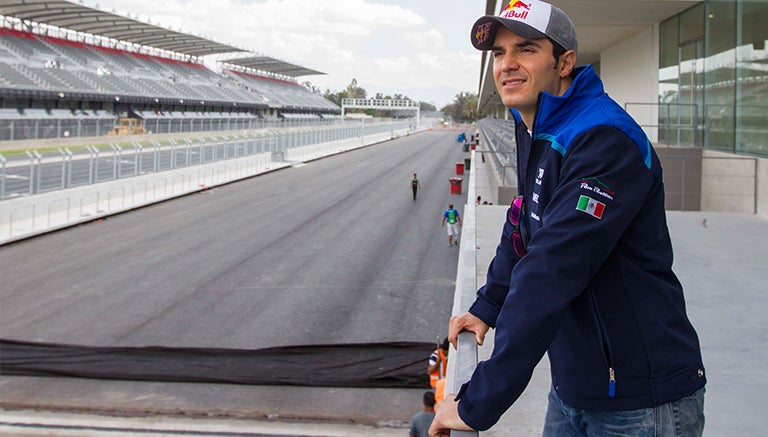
0 339 433 389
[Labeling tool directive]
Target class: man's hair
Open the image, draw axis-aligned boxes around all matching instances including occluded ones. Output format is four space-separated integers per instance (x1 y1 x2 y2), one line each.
550 38 567 66
448 204 454 208
423 391 436 408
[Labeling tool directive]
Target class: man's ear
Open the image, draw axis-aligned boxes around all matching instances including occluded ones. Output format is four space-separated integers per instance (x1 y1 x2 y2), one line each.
559 50 577 78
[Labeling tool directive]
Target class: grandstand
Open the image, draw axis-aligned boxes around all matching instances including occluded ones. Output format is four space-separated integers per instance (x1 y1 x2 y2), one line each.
0 1 340 141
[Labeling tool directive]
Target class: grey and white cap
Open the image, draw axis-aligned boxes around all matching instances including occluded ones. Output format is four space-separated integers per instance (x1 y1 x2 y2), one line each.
471 0 577 53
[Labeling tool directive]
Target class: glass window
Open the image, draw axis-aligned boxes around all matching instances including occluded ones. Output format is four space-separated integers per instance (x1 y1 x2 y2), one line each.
659 17 680 145
704 1 737 152
678 2 705 148
680 3 705 43
660 17 679 68
736 1 768 156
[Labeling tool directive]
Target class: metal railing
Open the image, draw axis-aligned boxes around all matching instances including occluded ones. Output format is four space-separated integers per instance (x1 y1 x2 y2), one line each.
0 119 412 200
0 115 352 142
626 102 768 157
625 102 700 147
0 120 424 244
0 118 115 141
446 148 479 437
477 118 517 189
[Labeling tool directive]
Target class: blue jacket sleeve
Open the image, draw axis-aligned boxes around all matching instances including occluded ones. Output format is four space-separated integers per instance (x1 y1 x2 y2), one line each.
457 127 655 430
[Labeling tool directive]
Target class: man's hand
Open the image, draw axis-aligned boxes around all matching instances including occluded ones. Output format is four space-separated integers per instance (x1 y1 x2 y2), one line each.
448 312 489 349
428 395 474 436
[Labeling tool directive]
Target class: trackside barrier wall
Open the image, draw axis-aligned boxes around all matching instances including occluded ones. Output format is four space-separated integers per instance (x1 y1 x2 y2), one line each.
0 152 284 245
0 126 421 245
446 149 479 437
284 127 411 162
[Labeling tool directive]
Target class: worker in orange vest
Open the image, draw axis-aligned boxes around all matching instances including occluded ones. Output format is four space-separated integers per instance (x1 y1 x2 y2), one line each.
428 338 449 390
435 377 447 406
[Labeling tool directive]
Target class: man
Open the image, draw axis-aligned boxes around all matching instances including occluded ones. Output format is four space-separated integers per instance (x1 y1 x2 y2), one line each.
441 204 462 246
427 338 449 390
430 1 706 436
411 173 422 200
409 391 436 437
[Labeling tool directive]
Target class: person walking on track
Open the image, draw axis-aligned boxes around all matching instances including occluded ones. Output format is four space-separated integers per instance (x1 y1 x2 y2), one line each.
411 173 422 200
441 204 462 246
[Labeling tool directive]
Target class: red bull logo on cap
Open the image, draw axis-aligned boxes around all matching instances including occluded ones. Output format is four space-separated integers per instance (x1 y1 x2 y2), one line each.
502 0 531 20
475 22 493 44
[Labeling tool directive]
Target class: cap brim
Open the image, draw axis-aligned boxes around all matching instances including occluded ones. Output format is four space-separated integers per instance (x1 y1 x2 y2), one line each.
470 15 548 51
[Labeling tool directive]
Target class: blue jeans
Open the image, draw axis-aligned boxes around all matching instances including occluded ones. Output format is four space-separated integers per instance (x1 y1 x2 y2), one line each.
542 386 705 437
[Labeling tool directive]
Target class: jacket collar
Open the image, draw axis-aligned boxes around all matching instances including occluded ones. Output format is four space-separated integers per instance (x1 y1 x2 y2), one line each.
509 65 604 133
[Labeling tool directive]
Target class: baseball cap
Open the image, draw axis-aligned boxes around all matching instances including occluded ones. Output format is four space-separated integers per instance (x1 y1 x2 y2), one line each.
471 0 577 53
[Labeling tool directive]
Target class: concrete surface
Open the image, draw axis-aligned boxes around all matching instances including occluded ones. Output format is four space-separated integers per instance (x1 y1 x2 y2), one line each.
1 134 767 435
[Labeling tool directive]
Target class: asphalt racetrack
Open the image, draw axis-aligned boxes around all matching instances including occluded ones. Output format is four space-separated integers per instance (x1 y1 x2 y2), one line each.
0 129 470 423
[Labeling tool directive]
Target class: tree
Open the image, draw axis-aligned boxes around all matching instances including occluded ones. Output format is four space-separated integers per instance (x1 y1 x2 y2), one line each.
420 101 437 112
441 91 481 123
345 78 366 99
323 89 344 106
319 78 439 118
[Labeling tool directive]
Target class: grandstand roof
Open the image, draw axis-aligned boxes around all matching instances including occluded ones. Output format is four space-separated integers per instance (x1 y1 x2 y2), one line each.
222 56 325 78
0 0 246 57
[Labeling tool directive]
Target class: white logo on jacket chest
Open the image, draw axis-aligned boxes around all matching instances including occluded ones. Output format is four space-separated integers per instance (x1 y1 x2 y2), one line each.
535 168 544 186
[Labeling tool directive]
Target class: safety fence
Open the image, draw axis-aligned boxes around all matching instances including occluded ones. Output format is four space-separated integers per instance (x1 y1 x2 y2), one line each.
0 114 115 140
625 102 700 147
0 111 350 142
0 119 411 200
476 118 516 186
626 101 768 158
0 120 418 244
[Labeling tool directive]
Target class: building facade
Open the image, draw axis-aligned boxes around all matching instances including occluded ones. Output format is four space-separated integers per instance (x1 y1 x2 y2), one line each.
659 1 767 157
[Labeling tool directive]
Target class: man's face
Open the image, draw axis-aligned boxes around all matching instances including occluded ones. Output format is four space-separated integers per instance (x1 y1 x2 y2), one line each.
492 26 562 119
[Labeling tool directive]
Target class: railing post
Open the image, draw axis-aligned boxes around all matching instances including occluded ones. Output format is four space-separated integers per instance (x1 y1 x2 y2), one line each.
681 158 686 212
133 143 143 176
170 139 178 169
755 159 759 215
24 150 38 195
0 153 6 200
184 138 192 166
152 141 160 173
34 150 42 194
110 143 122 180
664 103 670 146
56 147 72 189
57 148 67 190
64 147 73 188
86 145 97 183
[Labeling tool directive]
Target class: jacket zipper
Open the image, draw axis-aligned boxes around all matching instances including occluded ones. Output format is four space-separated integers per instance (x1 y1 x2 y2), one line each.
590 289 616 398
609 367 616 398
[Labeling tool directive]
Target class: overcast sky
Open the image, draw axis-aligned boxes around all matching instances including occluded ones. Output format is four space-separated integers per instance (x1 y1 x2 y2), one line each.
83 0 484 109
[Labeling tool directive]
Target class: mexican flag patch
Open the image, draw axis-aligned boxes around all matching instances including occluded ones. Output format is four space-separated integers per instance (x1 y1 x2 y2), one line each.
576 195 605 219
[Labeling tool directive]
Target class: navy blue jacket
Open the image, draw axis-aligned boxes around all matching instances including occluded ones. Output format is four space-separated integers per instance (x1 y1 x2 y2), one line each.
457 66 705 431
